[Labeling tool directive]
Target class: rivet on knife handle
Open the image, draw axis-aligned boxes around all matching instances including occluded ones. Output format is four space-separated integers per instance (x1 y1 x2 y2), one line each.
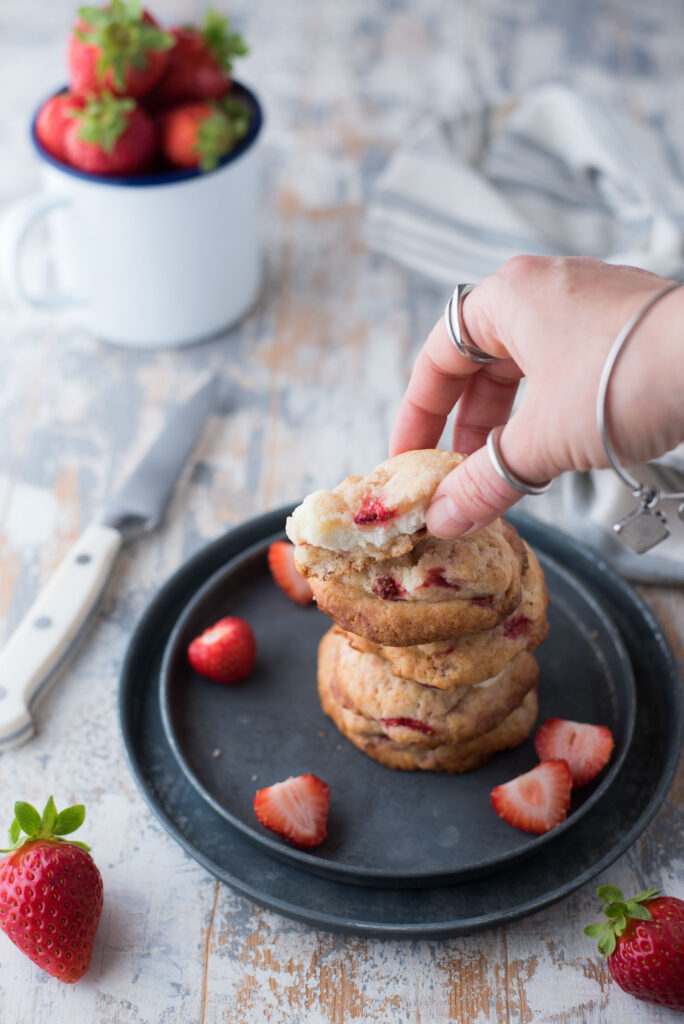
0 524 122 749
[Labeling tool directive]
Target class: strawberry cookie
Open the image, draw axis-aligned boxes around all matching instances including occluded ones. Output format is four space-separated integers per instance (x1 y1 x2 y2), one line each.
319 627 539 750
286 450 527 644
343 543 549 687
319 668 539 773
310 520 526 645
286 449 465 577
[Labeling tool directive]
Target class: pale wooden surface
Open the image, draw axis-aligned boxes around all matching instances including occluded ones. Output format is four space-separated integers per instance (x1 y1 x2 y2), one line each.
1 1 683 1021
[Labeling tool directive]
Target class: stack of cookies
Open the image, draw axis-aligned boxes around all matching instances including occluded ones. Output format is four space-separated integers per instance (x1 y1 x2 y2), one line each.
286 450 549 773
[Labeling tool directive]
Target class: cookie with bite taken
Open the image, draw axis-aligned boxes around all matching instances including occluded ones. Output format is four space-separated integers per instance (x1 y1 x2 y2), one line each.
286 450 527 646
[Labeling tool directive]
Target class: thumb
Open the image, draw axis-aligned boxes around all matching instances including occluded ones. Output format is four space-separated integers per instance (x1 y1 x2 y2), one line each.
426 425 552 537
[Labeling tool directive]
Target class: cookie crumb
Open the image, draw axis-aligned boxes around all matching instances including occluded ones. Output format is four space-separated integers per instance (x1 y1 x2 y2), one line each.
318 731 326 738
252 774 258 782
336 744 342 750
590 630 599 640
212 749 221 759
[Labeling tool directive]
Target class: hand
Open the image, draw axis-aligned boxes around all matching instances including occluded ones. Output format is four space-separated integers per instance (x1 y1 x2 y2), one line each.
390 256 684 537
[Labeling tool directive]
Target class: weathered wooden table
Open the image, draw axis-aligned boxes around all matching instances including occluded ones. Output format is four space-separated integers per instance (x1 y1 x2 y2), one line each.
1 0 682 1020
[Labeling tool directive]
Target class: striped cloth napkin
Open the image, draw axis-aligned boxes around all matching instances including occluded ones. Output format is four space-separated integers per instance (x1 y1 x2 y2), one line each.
366 84 684 583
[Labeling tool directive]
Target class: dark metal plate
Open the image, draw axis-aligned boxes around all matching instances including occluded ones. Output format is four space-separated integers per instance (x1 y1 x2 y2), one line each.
119 509 683 937
159 528 635 886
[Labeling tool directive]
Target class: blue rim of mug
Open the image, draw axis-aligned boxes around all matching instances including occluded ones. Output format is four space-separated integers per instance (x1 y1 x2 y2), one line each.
30 79 263 187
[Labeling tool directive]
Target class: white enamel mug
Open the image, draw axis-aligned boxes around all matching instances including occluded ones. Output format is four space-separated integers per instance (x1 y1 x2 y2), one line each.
0 82 263 348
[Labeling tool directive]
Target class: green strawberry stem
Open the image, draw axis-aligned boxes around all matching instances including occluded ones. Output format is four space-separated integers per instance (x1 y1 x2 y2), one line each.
201 9 248 71
584 883 662 956
196 100 250 172
0 796 90 853
76 0 173 90
69 90 136 153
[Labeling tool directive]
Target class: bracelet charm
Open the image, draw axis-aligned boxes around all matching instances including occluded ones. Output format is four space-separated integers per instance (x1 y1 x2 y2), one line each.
612 489 670 555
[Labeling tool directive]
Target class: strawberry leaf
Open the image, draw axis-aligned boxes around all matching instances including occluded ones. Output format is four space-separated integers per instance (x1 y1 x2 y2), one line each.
41 795 58 833
598 931 616 956
78 6 110 28
53 805 86 836
8 818 20 845
625 902 652 921
597 885 624 904
195 107 239 172
14 802 41 837
583 923 607 938
630 886 661 904
604 902 626 918
202 9 249 71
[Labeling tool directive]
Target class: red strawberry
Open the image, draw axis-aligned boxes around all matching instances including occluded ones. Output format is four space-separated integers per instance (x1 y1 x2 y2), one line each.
68 1 173 98
35 93 85 163
585 884 684 1010
159 99 249 172
147 9 248 109
535 718 614 787
187 616 256 684
0 796 103 983
267 541 314 606
254 774 330 848
64 92 156 176
490 759 572 834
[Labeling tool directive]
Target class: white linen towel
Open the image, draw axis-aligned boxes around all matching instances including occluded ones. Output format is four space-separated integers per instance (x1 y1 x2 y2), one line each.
366 84 684 583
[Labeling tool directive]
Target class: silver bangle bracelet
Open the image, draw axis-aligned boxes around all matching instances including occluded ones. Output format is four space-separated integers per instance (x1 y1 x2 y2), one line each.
597 280 684 554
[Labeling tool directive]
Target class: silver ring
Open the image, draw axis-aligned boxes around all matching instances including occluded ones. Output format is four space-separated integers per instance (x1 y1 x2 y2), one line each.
444 283 497 364
486 425 552 496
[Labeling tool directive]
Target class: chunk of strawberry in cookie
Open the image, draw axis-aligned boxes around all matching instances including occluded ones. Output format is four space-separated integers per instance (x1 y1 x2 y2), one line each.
380 717 437 736
503 614 530 639
371 576 406 600
418 568 463 590
352 496 397 526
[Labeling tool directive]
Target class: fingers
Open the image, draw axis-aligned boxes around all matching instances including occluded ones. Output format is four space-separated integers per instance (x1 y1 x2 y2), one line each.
389 314 483 457
426 413 554 537
451 360 522 454
426 445 523 536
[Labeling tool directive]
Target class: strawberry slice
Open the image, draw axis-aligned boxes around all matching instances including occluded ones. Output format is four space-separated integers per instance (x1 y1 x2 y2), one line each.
187 616 256 684
534 718 614 787
490 759 572 834
268 541 313 605
253 774 330 847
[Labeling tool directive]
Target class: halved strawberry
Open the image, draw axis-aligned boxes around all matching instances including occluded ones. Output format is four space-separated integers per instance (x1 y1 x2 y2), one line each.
490 759 572 834
535 718 614 787
267 541 313 605
187 616 256 684
253 774 330 847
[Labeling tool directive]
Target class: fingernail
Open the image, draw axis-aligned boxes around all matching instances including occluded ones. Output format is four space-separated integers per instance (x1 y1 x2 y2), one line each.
426 494 473 537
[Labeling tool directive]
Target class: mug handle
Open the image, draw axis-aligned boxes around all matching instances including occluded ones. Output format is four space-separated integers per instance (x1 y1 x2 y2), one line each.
0 192 78 310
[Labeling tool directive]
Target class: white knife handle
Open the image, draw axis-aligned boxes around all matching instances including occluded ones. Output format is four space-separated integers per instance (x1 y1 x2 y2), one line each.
0 524 122 749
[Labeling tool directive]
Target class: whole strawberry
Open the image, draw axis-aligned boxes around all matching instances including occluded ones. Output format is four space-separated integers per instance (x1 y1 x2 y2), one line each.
65 91 156 176
35 92 85 163
147 9 248 109
159 98 250 172
584 884 684 1010
68 0 173 98
0 796 103 983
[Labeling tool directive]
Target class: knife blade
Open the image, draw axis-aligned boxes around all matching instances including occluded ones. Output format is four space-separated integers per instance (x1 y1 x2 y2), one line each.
0 374 218 750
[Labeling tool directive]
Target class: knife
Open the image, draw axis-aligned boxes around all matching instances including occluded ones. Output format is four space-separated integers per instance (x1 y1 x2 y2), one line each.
0 374 218 750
